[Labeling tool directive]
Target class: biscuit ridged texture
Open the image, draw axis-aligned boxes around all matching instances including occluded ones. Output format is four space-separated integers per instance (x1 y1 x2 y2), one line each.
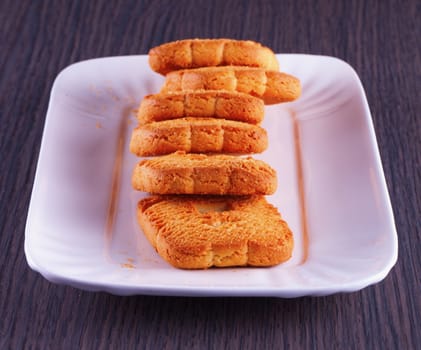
130 118 268 156
162 66 301 104
149 39 279 75
138 195 294 269
132 152 277 195
137 90 264 125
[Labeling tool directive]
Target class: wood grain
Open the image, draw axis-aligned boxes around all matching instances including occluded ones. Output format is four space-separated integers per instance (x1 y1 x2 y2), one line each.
0 0 419 349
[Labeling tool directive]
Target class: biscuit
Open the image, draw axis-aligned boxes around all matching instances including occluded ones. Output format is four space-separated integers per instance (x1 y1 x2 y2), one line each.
137 90 264 124
162 66 301 104
130 118 268 156
137 195 294 269
132 152 277 195
149 38 279 75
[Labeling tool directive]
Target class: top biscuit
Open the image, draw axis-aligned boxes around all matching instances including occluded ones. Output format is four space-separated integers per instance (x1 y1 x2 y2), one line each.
149 39 279 75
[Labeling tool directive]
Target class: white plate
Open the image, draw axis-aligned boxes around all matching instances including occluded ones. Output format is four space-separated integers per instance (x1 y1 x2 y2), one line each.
24 54 398 297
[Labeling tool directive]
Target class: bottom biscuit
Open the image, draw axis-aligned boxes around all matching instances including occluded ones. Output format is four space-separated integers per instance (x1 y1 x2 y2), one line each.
137 195 294 269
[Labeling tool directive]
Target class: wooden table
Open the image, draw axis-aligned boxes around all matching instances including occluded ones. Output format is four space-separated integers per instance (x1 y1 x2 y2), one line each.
1 0 419 348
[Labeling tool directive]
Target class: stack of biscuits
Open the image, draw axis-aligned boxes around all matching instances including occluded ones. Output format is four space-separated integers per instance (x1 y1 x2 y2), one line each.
129 39 301 269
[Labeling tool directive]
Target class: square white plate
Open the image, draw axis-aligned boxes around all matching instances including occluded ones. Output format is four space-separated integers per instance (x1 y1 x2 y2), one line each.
25 54 398 297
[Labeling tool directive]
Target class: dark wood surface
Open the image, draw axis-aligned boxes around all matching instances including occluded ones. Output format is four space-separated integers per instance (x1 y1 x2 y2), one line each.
1 0 419 348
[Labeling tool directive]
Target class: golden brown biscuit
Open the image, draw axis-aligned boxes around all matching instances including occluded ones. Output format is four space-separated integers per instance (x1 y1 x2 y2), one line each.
137 90 264 124
129 118 268 156
148 38 279 75
132 152 277 195
161 66 301 104
137 195 294 269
